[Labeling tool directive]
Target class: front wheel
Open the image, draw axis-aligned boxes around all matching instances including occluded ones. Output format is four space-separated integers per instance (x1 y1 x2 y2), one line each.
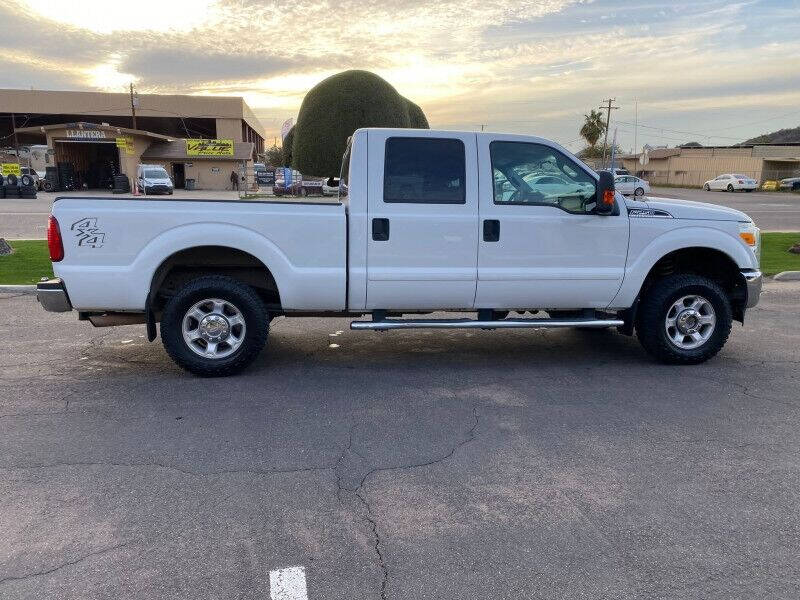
727 184 735 192
161 276 268 376
703 183 710 191
634 187 645 197
636 274 732 364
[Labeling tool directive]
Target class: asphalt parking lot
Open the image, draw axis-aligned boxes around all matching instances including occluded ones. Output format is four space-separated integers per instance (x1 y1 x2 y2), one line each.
649 187 800 232
1 187 798 240
2 281 799 600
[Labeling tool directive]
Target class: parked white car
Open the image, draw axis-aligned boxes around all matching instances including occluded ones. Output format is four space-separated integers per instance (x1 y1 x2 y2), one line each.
614 175 650 197
137 164 174 195
37 128 762 376
321 177 340 196
703 174 757 192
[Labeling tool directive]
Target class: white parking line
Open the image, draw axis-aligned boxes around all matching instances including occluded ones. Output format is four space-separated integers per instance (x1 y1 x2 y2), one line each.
270 566 308 600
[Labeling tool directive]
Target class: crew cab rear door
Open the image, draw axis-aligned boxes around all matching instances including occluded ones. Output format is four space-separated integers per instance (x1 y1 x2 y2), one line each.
366 130 479 310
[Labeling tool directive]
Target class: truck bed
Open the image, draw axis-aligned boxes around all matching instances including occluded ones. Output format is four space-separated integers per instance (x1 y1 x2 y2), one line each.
51 196 348 312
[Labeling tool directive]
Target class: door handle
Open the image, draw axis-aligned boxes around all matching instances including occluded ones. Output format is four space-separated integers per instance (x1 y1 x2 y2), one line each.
483 219 500 242
372 218 390 241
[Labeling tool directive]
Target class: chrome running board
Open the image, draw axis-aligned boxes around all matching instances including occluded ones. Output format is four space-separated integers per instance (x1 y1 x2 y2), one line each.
350 318 624 331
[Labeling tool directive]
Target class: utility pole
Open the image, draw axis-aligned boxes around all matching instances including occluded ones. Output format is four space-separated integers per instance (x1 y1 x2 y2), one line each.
634 99 638 155
129 82 138 129
599 98 618 168
10 113 19 159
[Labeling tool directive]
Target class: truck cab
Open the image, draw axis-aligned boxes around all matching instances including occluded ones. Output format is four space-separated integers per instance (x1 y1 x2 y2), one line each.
38 128 762 376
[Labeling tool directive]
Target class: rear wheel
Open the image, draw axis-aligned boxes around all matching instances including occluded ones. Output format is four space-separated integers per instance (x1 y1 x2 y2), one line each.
634 187 645 197
161 276 268 376
636 274 732 364
703 183 710 191
727 184 734 192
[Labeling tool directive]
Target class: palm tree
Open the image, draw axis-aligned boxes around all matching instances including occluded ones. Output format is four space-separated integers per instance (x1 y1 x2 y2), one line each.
579 109 606 149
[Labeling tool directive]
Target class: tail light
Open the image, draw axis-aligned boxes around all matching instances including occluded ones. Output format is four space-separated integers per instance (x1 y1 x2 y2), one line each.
47 215 64 262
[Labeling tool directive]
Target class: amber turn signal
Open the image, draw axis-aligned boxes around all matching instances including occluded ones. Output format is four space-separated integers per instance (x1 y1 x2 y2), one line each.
603 189 615 205
739 232 756 246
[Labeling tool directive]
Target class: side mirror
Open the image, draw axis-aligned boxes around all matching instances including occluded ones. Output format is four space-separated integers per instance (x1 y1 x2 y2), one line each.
594 171 616 215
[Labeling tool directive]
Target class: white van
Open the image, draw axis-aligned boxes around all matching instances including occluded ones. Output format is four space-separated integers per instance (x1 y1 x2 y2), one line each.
137 164 174 195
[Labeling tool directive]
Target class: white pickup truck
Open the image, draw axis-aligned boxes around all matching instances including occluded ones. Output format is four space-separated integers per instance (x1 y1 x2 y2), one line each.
37 129 762 376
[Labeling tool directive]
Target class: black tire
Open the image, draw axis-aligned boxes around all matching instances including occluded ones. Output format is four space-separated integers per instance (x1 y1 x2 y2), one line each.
727 184 734 192
42 180 55 192
636 274 732 364
5 174 17 186
703 183 710 191
161 276 269 376
634 187 645 197
20 174 34 187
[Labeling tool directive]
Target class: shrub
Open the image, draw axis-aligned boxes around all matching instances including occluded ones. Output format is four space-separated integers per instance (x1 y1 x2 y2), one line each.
293 70 429 176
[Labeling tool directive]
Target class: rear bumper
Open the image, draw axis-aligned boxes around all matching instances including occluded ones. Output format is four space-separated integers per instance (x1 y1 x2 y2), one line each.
36 278 72 312
742 269 762 308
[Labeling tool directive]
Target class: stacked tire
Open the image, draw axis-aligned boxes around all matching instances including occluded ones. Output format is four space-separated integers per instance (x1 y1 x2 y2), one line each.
4 174 20 199
112 174 131 194
19 174 37 199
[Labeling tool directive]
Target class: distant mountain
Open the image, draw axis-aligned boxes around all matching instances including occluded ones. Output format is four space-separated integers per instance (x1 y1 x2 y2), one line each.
743 125 800 145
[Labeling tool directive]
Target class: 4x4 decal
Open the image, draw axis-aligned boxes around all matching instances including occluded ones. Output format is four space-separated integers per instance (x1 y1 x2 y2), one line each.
70 217 106 248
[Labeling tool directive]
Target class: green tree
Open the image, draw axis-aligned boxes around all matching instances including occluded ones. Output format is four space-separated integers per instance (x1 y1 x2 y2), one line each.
266 144 283 168
293 70 429 176
579 109 606 149
281 126 295 167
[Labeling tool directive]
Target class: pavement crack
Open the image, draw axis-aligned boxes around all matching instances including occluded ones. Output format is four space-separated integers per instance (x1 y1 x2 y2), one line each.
0 461 331 478
339 405 480 600
0 542 129 585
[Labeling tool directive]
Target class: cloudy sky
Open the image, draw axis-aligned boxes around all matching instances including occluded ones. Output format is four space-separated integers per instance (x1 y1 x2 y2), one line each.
2 0 799 152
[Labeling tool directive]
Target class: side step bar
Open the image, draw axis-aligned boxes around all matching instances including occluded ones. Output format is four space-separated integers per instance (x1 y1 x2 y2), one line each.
350 317 624 331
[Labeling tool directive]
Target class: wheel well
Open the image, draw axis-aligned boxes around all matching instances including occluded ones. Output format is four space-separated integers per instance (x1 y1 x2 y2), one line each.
641 247 746 322
150 246 281 311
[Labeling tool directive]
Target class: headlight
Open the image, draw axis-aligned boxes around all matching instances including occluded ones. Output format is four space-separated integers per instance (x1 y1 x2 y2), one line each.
739 222 760 266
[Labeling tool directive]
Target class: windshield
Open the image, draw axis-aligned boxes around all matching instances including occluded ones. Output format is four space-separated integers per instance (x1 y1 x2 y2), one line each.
145 169 168 179
733 174 748 179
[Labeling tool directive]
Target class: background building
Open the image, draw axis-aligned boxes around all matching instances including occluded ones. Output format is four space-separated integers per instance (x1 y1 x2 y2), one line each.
1 88 265 191
620 144 800 187
0 88 264 155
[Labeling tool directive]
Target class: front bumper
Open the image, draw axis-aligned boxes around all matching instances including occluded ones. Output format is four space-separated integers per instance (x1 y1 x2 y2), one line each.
742 269 762 308
36 278 72 312
144 185 172 194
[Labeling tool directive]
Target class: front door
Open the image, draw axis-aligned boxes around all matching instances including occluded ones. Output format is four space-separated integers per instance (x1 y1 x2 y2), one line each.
476 137 629 309
366 131 479 310
172 163 186 189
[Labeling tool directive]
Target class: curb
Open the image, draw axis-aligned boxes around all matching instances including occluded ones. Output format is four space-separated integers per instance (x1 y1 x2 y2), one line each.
0 285 36 294
773 271 800 281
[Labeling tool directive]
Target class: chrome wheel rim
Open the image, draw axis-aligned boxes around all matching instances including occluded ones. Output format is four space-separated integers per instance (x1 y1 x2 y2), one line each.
665 295 716 350
182 298 246 359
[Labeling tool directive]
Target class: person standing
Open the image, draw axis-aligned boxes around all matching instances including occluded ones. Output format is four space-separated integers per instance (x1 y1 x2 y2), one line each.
230 170 238 191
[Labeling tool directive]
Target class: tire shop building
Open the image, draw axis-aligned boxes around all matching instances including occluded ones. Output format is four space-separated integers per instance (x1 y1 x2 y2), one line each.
13 122 254 192
1 88 265 191
620 144 800 187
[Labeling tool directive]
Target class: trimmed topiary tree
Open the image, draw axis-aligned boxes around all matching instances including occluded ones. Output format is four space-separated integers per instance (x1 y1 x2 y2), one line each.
405 99 429 129
281 126 295 167
293 70 429 176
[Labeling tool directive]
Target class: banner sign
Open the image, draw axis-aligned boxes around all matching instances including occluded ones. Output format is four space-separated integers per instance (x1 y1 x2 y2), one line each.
66 129 106 139
186 139 234 156
281 118 293 141
115 136 134 155
1 163 21 177
283 167 293 189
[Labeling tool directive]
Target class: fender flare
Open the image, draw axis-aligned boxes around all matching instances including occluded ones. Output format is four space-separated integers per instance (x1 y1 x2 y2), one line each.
131 222 292 309
611 226 755 309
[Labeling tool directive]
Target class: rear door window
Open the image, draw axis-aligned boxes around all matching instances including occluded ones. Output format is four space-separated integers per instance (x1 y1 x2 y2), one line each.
383 137 466 204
